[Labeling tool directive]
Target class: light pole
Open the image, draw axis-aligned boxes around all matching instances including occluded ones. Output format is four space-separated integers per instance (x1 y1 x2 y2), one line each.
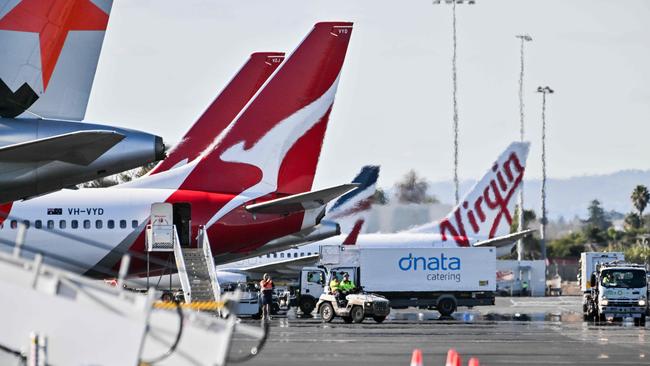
537 86 553 261
515 34 532 261
433 0 476 205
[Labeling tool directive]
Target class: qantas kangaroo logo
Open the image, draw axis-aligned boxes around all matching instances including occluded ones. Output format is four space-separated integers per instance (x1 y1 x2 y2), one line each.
439 151 525 247
204 75 341 227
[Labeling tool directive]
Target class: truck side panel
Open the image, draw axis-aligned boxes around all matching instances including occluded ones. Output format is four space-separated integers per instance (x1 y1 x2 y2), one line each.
359 247 496 292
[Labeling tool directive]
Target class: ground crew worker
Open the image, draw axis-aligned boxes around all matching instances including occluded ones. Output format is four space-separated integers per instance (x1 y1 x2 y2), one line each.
260 273 274 321
329 275 340 295
339 273 356 293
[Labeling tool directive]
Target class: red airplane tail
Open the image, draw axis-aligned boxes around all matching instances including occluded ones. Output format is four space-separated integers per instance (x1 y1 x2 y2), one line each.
148 52 285 175
177 22 353 196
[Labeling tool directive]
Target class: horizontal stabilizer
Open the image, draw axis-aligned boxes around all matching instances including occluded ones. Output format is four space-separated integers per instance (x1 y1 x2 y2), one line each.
245 184 358 215
0 130 124 165
240 254 320 275
474 229 535 248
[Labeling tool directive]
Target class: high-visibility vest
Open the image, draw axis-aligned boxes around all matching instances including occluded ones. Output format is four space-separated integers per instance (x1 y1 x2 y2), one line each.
339 280 355 291
261 280 273 291
329 279 339 292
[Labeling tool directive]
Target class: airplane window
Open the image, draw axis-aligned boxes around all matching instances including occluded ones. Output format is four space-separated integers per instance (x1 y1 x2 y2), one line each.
95 220 102 229
300 252 304 257
308 252 312 256
23 220 30 229
10 220 17 229
83 220 90 229
280 253 285 258
35 220 42 229
59 220 65 229
71 220 78 229
273 253 277 258
47 220 54 229
131 220 138 229
120 220 126 229
267 254 271 258
107 220 115 229
293 253 298 258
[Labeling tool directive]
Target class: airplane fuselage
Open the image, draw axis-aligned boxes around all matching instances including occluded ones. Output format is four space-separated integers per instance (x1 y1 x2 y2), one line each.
0 186 308 276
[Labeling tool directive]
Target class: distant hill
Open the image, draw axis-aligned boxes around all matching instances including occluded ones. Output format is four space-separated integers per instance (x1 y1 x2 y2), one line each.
406 170 650 220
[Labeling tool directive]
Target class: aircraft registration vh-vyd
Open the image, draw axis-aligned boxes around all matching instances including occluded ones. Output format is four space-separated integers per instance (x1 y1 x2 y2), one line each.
0 0 167 204
0 21 357 277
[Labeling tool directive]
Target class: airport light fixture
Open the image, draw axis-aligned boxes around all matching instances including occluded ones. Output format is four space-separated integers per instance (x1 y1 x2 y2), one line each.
537 86 554 261
515 34 532 261
433 0 476 205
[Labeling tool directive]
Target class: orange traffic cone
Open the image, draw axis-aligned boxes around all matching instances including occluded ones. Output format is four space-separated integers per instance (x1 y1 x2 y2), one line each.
446 348 461 366
468 357 480 366
410 349 423 366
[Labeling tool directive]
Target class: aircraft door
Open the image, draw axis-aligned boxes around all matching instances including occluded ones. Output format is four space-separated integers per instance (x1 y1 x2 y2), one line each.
173 203 191 247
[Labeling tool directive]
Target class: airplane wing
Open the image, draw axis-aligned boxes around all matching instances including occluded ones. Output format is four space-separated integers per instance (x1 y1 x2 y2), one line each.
0 130 124 165
239 254 320 279
245 183 359 215
473 229 536 248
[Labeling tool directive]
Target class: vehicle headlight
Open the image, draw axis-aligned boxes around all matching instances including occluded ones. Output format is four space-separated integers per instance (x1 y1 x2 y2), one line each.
639 299 647 306
601 299 608 306
365 302 372 307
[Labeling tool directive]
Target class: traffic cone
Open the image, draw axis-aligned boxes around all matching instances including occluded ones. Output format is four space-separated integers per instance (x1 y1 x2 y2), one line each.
410 349 423 366
446 348 460 366
468 357 480 366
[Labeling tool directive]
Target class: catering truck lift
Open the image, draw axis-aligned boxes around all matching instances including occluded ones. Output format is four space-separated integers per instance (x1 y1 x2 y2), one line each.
297 245 496 317
579 252 648 325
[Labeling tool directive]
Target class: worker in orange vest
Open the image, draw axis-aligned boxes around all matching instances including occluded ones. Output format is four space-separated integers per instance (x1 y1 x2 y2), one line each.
260 273 274 320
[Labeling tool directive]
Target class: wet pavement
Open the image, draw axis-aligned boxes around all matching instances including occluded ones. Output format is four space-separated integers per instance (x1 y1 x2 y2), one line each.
233 297 650 366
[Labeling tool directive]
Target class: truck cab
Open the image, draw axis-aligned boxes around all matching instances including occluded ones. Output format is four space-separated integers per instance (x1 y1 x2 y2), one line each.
591 263 647 325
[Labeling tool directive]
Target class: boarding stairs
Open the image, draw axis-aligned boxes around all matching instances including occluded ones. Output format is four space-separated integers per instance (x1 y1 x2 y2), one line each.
174 228 221 303
146 204 220 305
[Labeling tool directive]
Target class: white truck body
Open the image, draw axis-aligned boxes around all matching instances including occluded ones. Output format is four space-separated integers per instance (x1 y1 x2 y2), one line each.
312 245 496 314
579 252 624 292
355 247 496 292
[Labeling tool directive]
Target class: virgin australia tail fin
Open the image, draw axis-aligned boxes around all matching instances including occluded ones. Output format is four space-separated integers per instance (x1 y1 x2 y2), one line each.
148 52 284 175
0 0 112 120
407 142 530 247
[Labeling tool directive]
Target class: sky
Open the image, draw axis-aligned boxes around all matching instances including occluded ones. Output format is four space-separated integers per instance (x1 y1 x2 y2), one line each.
86 0 650 202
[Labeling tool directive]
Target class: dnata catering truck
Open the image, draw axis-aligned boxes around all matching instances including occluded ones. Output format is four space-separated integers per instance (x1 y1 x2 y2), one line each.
579 252 648 325
297 245 496 317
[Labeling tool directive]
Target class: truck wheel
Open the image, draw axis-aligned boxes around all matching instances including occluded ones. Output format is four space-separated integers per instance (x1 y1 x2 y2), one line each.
299 298 315 315
437 298 456 317
320 302 335 323
634 316 646 327
342 316 353 323
351 306 365 323
373 316 386 323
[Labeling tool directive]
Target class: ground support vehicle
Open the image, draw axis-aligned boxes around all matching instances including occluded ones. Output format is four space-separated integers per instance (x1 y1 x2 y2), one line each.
580 252 647 325
298 245 496 317
316 291 390 323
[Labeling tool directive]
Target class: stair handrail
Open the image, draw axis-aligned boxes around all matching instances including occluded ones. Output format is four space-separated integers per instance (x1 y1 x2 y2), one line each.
198 226 221 302
173 227 192 303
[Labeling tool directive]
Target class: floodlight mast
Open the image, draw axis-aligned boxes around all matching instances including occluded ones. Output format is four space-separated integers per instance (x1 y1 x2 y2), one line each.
537 86 554 261
432 0 476 205
515 34 532 261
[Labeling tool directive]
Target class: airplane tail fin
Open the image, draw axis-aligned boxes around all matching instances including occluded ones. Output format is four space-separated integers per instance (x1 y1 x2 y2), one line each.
148 52 285 175
407 142 530 247
127 22 354 198
0 0 113 120
342 219 364 245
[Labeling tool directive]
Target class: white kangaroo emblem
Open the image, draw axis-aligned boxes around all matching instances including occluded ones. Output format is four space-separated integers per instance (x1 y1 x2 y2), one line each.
205 75 341 227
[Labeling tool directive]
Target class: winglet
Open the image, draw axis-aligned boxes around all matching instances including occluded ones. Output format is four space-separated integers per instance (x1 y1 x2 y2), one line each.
342 219 364 245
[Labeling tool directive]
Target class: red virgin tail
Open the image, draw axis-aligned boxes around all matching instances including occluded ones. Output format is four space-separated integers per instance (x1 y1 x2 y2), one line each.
178 22 353 196
148 52 284 175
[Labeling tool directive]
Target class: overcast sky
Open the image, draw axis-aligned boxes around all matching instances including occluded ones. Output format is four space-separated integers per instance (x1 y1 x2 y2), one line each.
86 0 650 201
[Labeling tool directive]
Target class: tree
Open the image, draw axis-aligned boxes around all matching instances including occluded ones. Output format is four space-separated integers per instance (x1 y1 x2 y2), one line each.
395 170 438 204
371 188 389 205
79 162 157 188
631 185 650 226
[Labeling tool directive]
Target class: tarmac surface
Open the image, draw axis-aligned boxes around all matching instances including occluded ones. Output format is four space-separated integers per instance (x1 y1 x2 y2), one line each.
233 296 650 366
